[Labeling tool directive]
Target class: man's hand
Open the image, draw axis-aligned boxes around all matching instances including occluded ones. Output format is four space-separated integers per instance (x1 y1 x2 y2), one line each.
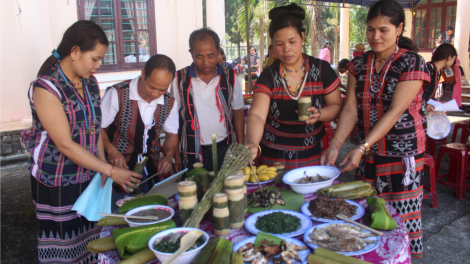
158 155 173 176
107 148 128 169
173 153 182 172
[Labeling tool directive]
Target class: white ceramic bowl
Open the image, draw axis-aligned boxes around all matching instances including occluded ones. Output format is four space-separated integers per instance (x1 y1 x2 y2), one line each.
148 227 209 264
282 166 340 194
124 205 174 227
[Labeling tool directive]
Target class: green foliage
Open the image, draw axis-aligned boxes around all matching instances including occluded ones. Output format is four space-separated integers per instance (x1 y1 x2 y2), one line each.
349 7 368 56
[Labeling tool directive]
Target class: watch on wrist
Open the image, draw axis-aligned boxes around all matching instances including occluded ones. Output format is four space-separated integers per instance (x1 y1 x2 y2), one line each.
359 140 370 155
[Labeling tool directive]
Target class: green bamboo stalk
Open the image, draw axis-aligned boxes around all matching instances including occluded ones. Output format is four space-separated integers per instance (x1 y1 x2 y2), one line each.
212 134 219 177
183 143 252 228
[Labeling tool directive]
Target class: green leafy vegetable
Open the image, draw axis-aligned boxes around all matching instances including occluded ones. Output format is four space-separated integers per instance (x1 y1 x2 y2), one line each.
255 212 301 234
254 232 285 246
154 234 205 253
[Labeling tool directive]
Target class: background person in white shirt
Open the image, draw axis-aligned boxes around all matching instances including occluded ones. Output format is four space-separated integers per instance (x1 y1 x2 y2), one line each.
100 54 180 192
171 28 245 171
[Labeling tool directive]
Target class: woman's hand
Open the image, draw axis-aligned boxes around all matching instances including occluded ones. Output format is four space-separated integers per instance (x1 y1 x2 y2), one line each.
107 148 128 169
320 140 342 166
338 147 363 173
426 104 435 113
110 167 142 192
295 107 321 125
245 142 259 161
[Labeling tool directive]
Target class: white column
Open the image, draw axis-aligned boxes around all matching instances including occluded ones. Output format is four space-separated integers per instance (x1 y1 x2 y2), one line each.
206 0 226 46
455 0 470 78
403 9 413 39
339 4 349 61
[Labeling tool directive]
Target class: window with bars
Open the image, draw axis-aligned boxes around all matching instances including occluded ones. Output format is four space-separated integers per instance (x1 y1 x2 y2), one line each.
412 0 457 51
77 0 156 71
414 9 426 50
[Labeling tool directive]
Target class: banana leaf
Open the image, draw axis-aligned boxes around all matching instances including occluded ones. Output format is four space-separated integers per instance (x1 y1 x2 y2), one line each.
254 232 285 246
112 220 176 258
247 187 305 214
117 194 168 214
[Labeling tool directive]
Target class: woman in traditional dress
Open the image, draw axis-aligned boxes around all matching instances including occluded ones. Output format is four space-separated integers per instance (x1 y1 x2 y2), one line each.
242 46 261 80
245 3 342 168
423 43 457 112
321 0 430 258
27 20 141 263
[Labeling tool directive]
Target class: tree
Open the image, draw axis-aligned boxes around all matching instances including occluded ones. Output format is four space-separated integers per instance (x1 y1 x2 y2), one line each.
349 7 368 56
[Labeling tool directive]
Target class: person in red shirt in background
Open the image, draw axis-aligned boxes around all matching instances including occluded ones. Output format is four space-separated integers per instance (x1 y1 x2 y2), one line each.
353 42 365 58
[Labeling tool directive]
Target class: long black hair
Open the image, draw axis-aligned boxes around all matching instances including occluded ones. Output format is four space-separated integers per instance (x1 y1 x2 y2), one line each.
268 3 305 40
366 0 417 52
431 43 457 63
37 21 108 77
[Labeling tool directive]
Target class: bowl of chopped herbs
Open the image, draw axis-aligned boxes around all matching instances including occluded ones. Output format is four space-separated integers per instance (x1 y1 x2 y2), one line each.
245 210 312 237
148 227 209 264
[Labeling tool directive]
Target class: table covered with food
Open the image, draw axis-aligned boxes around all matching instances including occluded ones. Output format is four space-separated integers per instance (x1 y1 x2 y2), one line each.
92 143 411 264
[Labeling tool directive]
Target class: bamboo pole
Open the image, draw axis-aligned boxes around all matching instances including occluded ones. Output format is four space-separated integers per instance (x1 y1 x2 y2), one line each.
245 0 252 93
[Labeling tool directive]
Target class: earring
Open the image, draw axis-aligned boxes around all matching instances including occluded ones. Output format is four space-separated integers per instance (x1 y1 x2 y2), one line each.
396 36 399 46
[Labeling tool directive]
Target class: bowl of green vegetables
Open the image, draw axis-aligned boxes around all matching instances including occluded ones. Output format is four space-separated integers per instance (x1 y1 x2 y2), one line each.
148 227 209 264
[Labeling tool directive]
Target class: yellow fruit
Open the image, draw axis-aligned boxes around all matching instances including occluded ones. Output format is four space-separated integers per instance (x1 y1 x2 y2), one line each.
250 176 257 183
246 173 251 182
258 175 270 181
243 166 251 176
257 165 268 173
265 167 278 172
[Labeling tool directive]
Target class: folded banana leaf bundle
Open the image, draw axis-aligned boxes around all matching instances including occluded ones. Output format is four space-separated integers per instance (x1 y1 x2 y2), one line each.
117 194 168 214
112 220 176 258
317 181 377 200
193 237 233 264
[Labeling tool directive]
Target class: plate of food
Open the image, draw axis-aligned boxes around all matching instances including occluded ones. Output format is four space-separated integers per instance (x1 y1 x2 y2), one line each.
246 187 305 214
303 223 380 256
300 197 365 223
243 165 279 185
233 235 310 264
245 210 312 237
282 166 340 194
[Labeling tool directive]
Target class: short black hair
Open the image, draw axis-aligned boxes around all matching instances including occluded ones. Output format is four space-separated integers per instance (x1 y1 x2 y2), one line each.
338 59 350 68
189 28 220 51
446 26 453 31
144 54 176 80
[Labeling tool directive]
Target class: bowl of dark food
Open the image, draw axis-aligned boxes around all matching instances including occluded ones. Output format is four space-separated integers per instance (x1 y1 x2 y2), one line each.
301 197 365 223
245 210 312 237
124 205 175 227
282 166 340 194
148 227 209 264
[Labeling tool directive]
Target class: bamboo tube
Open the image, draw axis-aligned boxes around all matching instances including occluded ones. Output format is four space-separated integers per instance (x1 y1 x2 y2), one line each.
212 134 218 177
298 96 312 121
213 193 230 236
224 175 246 229
178 181 198 224
234 172 248 214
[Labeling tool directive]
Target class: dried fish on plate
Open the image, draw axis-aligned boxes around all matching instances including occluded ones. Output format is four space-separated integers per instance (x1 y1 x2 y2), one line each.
309 223 377 252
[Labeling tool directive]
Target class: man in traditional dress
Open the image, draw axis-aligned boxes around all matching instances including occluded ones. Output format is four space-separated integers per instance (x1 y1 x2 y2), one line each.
171 28 245 171
101 54 180 192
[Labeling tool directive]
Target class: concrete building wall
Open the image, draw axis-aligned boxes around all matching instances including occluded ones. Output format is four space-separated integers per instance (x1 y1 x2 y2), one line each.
1 0 204 125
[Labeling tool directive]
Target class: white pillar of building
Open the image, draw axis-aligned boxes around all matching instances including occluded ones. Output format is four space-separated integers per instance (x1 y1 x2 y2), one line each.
206 0 226 49
403 9 413 39
339 4 350 61
454 0 470 78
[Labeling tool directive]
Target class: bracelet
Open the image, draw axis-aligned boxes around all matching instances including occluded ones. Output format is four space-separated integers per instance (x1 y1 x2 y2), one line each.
333 137 343 145
357 145 365 154
248 142 262 158
109 166 115 178
164 154 173 160
318 108 322 120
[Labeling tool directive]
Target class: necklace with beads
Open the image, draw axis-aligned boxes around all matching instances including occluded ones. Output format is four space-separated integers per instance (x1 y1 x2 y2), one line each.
281 60 305 96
